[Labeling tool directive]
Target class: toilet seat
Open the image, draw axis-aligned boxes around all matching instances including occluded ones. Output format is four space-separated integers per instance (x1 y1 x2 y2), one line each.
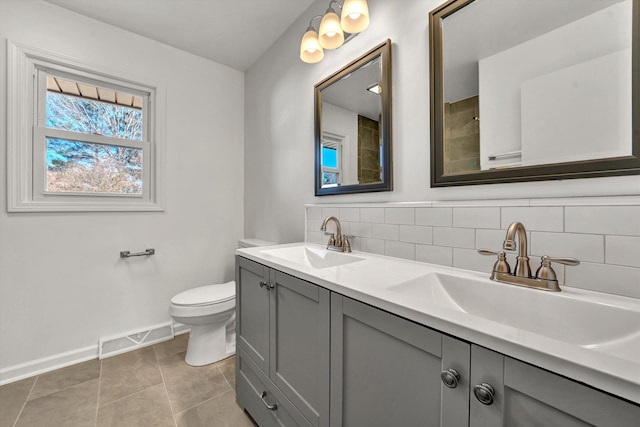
171 281 235 307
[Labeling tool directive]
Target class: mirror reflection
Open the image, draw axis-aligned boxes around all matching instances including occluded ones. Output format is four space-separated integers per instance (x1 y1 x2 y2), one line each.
315 40 392 195
430 0 639 186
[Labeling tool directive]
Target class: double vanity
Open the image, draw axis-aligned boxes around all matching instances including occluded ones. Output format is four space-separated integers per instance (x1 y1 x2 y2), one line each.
234 238 640 426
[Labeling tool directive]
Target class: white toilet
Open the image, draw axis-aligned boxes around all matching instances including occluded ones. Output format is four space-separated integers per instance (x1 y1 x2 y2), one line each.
169 238 274 366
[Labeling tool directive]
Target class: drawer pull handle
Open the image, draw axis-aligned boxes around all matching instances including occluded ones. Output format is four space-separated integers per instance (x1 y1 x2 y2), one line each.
473 383 496 405
440 368 461 388
260 391 278 411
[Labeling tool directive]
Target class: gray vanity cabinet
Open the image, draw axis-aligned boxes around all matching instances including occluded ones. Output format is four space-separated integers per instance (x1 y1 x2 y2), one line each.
330 294 471 427
236 257 330 427
469 345 640 427
237 257 639 427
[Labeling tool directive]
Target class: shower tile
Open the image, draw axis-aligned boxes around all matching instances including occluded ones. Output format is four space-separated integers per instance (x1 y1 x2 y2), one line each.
16 378 98 427
176 389 254 427
159 351 232 413
97 383 175 427
29 358 100 401
99 346 163 405
0 376 35 427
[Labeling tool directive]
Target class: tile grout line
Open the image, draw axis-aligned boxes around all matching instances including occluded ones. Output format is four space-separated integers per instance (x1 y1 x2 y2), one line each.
153 344 179 427
94 359 103 427
11 375 39 427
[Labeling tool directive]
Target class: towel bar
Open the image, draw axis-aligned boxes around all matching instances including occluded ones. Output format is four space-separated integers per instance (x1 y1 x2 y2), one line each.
120 248 155 258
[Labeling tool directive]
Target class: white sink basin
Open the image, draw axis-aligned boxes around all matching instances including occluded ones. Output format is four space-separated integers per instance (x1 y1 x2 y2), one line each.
388 272 640 361
261 245 364 269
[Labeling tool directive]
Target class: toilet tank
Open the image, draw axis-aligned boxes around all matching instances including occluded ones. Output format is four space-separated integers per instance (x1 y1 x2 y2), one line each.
238 238 275 248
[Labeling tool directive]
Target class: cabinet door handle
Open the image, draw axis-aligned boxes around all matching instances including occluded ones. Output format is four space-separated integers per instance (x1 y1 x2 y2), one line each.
473 383 496 405
440 369 461 388
260 391 278 411
259 281 275 290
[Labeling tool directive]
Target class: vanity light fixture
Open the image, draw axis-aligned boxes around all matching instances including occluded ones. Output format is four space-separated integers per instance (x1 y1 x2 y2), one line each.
300 0 370 64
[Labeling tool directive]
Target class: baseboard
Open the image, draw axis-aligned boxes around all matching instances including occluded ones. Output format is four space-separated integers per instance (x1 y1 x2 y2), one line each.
0 345 98 386
0 322 189 386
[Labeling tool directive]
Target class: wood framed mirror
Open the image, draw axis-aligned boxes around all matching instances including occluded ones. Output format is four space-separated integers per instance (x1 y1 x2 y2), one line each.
315 40 392 195
429 0 639 187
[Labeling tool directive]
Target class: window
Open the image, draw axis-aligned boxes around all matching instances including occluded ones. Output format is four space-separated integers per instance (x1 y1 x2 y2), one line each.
7 42 165 212
321 133 343 187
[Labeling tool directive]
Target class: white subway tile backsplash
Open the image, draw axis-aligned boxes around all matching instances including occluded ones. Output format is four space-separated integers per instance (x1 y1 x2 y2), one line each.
339 208 360 222
399 225 433 244
360 208 385 223
416 245 452 266
566 262 640 299
433 227 475 249
307 207 322 220
453 248 495 273
475 229 506 251
359 238 385 255
415 208 452 227
453 207 500 229
530 232 604 263
307 219 322 231
385 208 415 225
501 207 564 232
605 235 640 267
349 222 373 238
321 207 340 219
565 206 640 236
372 223 400 240
306 199 640 300
385 241 415 261
307 231 322 245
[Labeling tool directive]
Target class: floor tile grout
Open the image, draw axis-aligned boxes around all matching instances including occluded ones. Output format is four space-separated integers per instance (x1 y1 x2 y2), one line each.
4 335 250 427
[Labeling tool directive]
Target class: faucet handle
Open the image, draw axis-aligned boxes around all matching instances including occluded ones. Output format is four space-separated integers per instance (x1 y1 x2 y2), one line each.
342 234 355 253
543 256 580 266
535 255 580 282
478 248 499 256
324 232 336 246
478 248 511 277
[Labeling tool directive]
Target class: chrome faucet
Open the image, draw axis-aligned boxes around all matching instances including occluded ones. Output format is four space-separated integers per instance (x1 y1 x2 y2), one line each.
320 216 352 253
478 221 579 292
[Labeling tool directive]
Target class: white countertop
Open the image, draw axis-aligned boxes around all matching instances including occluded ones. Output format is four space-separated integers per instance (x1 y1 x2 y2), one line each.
236 242 640 404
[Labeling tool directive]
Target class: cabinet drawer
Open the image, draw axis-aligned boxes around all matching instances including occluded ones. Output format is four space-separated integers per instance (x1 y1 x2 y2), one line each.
237 349 312 427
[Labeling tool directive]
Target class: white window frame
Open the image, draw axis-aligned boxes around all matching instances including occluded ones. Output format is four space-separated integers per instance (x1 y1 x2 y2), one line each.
321 132 343 187
7 41 165 212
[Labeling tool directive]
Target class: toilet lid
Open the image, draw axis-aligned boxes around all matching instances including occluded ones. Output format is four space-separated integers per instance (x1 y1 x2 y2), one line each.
171 281 235 306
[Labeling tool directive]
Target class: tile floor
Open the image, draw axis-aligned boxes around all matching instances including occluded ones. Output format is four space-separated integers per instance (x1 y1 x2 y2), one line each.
0 333 256 427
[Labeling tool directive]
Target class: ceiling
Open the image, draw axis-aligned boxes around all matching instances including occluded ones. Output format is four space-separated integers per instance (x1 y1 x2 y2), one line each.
44 0 315 71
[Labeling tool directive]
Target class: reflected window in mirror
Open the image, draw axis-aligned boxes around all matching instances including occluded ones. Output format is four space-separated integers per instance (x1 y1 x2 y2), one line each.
315 40 392 195
429 0 639 186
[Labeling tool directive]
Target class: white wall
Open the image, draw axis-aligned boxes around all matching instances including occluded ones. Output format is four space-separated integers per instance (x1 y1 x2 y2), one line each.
0 0 244 382
479 2 632 169
244 0 639 246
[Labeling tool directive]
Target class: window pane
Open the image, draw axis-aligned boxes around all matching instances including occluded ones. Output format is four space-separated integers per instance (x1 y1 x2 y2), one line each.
46 138 142 194
322 146 338 168
322 171 339 185
46 87 143 141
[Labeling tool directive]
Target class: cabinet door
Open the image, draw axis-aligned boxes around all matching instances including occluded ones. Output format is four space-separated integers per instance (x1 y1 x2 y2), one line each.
330 294 464 427
470 345 640 427
270 270 330 427
236 256 271 373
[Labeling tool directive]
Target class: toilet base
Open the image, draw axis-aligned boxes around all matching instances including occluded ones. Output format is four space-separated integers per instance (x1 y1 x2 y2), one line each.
184 323 235 366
